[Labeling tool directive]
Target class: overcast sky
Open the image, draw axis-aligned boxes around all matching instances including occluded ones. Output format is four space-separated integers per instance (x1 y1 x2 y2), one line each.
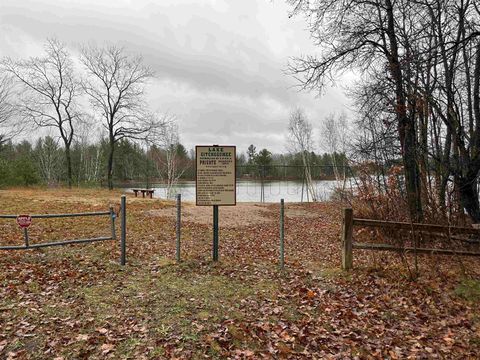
0 0 352 154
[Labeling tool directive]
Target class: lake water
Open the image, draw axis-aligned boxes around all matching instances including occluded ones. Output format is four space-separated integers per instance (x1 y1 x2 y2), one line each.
131 180 344 203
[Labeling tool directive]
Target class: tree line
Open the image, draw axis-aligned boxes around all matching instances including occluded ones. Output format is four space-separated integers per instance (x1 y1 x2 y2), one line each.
0 38 348 194
0 134 346 188
0 39 168 190
238 144 348 181
0 136 188 187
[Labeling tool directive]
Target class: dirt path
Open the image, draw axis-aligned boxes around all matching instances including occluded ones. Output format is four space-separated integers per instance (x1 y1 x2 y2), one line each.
146 202 323 227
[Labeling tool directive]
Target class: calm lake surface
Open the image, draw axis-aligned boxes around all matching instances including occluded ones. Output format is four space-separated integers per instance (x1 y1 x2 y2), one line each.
129 180 345 202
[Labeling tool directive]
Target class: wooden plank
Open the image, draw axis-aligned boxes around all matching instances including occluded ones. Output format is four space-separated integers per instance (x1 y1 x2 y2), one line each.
353 242 480 257
353 218 480 235
342 208 353 270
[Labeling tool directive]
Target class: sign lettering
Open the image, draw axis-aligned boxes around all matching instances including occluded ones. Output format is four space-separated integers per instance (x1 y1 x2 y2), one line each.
196 145 236 206
16 215 32 228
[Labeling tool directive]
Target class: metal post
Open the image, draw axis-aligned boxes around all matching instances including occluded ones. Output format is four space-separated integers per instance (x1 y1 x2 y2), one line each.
301 167 305 203
213 205 219 261
306 168 310 202
176 194 181 262
120 195 126 266
280 198 285 270
259 166 263 202
23 228 29 248
109 206 116 240
145 147 150 190
341 208 353 270
261 165 265 203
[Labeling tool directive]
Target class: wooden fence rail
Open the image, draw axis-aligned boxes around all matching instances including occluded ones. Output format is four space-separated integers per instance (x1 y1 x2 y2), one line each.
341 208 480 270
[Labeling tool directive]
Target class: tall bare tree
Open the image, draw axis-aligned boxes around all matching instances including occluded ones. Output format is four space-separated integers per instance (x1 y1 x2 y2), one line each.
289 0 480 223
148 114 187 198
1 38 81 187
287 108 318 201
0 74 18 146
34 136 62 185
287 0 423 220
321 112 349 189
80 44 155 189
75 122 103 184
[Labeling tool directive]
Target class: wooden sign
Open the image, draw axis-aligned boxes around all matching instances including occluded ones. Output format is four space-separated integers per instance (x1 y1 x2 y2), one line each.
196 145 236 206
16 215 32 228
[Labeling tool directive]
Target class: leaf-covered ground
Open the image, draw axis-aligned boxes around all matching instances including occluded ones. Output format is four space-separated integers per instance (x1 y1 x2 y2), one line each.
1 188 479 359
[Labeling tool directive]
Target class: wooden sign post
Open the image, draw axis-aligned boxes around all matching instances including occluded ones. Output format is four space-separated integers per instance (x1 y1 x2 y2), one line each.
196 145 236 261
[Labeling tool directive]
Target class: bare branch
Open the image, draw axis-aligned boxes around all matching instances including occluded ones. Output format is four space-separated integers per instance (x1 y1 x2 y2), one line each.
80 43 157 189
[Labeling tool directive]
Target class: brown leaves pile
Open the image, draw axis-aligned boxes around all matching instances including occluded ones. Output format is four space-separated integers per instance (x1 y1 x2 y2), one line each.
0 189 479 359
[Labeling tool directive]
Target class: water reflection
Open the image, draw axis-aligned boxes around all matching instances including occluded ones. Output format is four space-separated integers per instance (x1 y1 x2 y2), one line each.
130 180 344 202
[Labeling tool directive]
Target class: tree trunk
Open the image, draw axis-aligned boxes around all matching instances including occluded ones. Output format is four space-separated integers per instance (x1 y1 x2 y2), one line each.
301 151 317 201
403 120 423 221
107 137 115 190
456 175 480 223
463 41 480 223
385 0 423 221
65 145 72 188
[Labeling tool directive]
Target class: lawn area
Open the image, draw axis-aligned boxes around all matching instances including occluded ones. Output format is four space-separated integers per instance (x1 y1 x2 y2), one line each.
1 188 480 359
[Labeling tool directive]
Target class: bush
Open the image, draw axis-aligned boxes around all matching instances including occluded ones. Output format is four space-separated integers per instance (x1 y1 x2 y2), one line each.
350 164 409 221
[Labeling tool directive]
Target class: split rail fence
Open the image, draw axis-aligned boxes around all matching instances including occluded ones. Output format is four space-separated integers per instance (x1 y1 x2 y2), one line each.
341 208 480 270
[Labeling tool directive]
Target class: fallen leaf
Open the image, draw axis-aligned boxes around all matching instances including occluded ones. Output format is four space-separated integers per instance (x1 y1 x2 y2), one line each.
101 343 115 354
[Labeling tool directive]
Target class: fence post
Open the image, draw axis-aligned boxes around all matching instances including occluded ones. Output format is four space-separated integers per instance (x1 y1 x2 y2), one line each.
176 193 181 262
213 205 219 261
23 228 29 248
341 208 353 270
120 195 126 266
109 206 116 240
279 198 285 270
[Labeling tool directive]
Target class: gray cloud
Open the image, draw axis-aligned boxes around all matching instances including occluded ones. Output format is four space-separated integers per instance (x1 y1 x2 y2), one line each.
0 0 351 153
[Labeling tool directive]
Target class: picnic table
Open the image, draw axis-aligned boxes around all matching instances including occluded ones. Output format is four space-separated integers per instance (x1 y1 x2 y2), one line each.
132 188 155 198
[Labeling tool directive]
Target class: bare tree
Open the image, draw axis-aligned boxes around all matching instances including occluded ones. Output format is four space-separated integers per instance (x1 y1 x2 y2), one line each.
76 122 103 183
34 136 62 185
0 74 18 145
149 115 188 198
80 44 155 189
288 0 480 223
1 38 81 187
287 0 424 221
287 108 318 201
321 112 349 191
348 74 401 197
